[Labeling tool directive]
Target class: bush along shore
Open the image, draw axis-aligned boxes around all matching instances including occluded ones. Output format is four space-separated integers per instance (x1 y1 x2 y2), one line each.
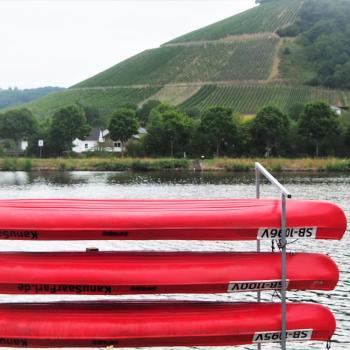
1 157 350 172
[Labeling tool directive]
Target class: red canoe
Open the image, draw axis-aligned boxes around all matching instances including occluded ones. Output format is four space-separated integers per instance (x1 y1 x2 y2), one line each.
0 198 346 240
0 251 338 295
0 301 335 347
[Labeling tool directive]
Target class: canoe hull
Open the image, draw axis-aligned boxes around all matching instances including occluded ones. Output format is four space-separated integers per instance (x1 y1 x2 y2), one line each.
0 251 339 295
0 199 346 240
0 302 335 348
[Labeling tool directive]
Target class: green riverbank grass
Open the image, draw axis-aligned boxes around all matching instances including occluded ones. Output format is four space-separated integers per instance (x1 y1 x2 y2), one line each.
0 158 190 172
0 157 350 172
202 158 350 172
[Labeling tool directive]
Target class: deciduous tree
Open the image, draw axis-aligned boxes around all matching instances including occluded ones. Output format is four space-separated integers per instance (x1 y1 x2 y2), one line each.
136 100 161 126
0 108 38 150
250 106 290 156
81 105 103 127
298 102 340 157
198 107 238 158
144 104 193 157
108 108 138 157
49 105 90 156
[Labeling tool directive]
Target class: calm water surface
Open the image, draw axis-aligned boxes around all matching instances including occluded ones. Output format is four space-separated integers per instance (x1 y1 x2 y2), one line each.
0 171 348 350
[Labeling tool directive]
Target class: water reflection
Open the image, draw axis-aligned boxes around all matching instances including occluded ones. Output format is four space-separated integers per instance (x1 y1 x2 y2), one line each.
1 170 350 187
106 171 258 185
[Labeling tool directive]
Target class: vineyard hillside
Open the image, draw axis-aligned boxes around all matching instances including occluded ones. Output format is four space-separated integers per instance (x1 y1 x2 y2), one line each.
167 0 302 43
75 37 279 88
180 84 350 114
11 0 350 119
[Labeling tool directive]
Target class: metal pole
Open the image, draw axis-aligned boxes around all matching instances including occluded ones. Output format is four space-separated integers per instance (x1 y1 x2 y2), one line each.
255 167 262 350
255 167 261 200
256 169 261 281
255 162 291 350
281 193 287 350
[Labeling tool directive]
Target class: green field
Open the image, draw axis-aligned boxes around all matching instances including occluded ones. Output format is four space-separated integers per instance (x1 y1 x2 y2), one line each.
27 87 160 118
75 38 279 88
168 0 302 43
180 84 350 113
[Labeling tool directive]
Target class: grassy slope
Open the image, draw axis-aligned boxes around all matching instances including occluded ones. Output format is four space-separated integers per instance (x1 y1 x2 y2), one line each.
180 84 350 113
279 40 317 84
27 87 160 118
144 85 203 106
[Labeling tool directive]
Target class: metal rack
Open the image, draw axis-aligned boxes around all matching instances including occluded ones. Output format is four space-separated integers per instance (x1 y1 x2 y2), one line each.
255 162 292 350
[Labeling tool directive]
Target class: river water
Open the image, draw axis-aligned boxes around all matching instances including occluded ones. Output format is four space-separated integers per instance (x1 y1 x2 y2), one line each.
0 171 348 350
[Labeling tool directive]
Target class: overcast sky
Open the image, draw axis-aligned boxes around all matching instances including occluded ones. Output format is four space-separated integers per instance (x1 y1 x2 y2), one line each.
0 0 256 89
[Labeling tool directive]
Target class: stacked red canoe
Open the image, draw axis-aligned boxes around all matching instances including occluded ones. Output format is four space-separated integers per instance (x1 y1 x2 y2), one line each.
0 198 346 348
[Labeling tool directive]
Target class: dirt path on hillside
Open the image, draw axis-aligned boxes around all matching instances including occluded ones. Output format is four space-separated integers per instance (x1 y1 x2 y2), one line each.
267 39 283 82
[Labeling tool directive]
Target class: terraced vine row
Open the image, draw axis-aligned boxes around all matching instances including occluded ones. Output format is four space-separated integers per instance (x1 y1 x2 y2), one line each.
180 84 350 113
76 38 279 88
173 38 279 82
168 0 303 43
27 87 160 119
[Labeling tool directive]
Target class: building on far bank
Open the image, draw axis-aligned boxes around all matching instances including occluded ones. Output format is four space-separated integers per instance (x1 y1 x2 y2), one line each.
72 128 107 153
72 127 147 154
331 106 342 116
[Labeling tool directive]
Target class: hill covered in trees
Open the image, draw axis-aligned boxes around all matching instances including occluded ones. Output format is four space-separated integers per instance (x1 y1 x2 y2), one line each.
10 0 350 118
278 0 350 89
0 87 64 110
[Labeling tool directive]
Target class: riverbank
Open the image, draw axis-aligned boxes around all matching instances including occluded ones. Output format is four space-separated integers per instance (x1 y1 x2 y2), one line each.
201 158 350 172
1 157 350 172
0 158 190 172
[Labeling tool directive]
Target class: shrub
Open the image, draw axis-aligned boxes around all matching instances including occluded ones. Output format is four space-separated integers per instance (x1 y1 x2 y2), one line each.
156 159 189 170
22 159 32 172
2 158 17 171
58 162 67 171
326 161 350 172
131 160 153 171
94 161 129 171
271 163 282 172
224 163 251 172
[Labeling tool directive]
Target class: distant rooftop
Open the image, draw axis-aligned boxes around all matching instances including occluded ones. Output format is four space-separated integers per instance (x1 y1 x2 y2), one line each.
85 127 103 141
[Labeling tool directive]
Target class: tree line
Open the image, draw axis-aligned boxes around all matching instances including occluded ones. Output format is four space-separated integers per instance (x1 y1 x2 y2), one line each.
0 100 348 158
137 101 343 158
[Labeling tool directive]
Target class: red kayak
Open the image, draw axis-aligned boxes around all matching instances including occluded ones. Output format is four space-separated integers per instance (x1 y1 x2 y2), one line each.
0 199 346 240
0 301 335 347
0 251 338 295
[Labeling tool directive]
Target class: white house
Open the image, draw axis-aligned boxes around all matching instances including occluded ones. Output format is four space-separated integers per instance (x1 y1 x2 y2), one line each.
331 106 342 116
73 127 146 154
72 128 107 153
